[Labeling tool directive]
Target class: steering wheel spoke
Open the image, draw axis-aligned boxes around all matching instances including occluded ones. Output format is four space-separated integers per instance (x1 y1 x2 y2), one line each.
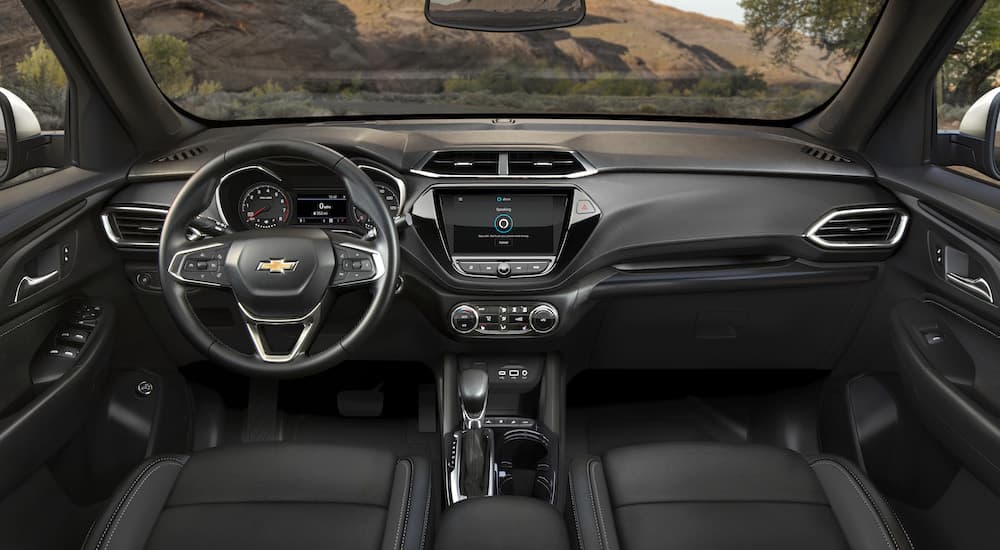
166 239 234 287
331 236 386 288
238 300 325 363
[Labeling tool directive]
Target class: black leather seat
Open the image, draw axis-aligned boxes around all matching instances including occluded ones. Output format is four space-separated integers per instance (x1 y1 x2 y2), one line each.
569 442 914 550
82 443 431 550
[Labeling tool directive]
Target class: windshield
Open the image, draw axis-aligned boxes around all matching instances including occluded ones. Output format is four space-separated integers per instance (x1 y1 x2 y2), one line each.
118 0 885 121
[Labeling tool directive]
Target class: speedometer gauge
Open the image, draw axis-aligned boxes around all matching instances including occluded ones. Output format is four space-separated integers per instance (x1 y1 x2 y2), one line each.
353 183 401 230
240 183 290 230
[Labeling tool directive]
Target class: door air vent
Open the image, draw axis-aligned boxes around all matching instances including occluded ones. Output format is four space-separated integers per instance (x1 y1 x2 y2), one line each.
153 145 207 163
805 207 909 249
801 145 854 164
413 149 595 178
508 151 585 176
101 207 205 248
422 151 501 176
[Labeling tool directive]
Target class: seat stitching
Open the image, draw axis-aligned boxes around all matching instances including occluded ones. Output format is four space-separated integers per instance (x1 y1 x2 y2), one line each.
587 458 609 550
102 459 185 550
883 499 916 550
568 477 586 550
92 457 184 550
822 457 908 550
810 459 898 550
418 474 431 550
393 458 413 550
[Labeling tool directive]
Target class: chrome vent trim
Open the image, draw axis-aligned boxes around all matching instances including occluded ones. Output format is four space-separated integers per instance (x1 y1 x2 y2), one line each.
101 206 203 248
801 145 854 164
805 207 908 249
153 145 207 163
412 149 596 178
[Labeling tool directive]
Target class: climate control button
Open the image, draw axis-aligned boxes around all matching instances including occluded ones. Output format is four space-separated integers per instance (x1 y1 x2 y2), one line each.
529 304 558 334
450 305 478 334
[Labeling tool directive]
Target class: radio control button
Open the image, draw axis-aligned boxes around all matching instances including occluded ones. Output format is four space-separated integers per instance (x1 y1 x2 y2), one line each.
497 262 511 276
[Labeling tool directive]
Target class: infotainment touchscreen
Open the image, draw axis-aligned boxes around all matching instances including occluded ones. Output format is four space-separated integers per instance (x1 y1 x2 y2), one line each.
437 191 568 256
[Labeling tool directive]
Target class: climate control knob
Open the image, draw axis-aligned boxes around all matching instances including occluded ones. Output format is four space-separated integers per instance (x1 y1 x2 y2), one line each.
450 304 479 334
528 304 558 334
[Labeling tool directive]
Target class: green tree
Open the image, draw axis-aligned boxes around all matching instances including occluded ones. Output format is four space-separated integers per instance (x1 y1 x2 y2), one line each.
15 41 67 116
941 0 1000 104
136 34 193 97
741 0 1000 105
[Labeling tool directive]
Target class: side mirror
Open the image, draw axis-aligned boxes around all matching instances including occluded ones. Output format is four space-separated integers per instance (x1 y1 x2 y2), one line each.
0 87 65 184
948 88 1000 179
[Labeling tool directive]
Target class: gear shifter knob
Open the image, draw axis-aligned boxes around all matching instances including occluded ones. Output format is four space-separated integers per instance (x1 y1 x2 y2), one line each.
459 369 489 429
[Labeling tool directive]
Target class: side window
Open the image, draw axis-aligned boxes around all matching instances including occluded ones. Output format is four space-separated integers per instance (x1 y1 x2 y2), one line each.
0 1 68 186
936 1 1000 132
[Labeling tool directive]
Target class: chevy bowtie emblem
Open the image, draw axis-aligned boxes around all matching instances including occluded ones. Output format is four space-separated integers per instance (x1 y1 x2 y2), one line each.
257 259 299 274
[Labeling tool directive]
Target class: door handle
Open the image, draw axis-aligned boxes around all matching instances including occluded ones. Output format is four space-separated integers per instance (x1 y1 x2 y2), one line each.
946 272 994 304
13 269 59 304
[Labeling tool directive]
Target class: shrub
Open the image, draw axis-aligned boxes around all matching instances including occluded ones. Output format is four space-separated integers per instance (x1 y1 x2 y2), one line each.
136 34 194 97
14 41 67 118
196 80 223 96
250 80 285 96
692 67 767 98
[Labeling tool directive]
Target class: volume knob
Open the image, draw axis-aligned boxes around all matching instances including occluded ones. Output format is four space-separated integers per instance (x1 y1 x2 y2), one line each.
450 304 478 334
529 304 558 334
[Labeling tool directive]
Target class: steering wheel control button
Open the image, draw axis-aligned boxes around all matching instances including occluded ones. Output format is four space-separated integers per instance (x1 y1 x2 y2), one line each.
529 304 559 334
171 243 231 286
333 244 380 285
450 305 479 334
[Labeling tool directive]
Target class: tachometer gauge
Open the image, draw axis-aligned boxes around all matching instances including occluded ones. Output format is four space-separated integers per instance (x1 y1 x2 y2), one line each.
353 183 401 230
240 183 290 229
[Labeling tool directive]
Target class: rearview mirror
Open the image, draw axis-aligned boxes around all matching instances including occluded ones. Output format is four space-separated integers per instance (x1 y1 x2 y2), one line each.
425 0 585 32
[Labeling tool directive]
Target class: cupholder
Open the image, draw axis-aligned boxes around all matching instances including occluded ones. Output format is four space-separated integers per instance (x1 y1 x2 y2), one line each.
498 430 554 501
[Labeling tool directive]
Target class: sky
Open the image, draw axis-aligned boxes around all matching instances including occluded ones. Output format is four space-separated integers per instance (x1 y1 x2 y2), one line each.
654 0 745 24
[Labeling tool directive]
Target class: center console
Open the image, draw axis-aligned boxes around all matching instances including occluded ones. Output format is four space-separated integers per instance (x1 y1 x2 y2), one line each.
445 356 560 506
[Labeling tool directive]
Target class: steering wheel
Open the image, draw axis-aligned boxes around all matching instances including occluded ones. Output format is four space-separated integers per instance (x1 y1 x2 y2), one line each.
158 140 399 378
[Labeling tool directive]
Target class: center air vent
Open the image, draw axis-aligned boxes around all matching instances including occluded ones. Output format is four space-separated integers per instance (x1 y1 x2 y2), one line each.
508 151 585 176
805 207 908 249
414 149 594 178
422 151 501 176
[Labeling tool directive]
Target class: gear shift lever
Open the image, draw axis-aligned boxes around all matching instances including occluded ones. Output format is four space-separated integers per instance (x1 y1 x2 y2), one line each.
459 369 489 429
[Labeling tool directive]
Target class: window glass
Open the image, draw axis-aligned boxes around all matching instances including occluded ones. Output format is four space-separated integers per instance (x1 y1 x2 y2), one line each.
937 0 1000 130
119 0 886 121
0 2 66 131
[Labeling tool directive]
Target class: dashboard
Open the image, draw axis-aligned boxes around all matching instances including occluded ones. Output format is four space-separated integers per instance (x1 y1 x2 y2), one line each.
100 120 908 354
214 159 405 234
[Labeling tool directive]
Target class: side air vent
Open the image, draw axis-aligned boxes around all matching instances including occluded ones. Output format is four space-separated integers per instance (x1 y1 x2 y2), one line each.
801 145 854 164
101 207 206 247
422 151 501 176
153 145 207 163
508 151 585 176
102 207 167 247
413 149 595 178
805 207 908 249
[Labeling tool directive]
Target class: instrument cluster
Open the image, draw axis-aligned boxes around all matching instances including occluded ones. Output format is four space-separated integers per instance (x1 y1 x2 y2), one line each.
216 159 405 233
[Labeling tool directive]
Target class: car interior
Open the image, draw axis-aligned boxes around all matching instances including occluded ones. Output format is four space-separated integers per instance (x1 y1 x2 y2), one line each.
3 0 1000 548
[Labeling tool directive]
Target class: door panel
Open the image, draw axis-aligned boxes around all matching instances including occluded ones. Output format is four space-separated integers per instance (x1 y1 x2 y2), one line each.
0 170 124 499
889 191 1000 494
